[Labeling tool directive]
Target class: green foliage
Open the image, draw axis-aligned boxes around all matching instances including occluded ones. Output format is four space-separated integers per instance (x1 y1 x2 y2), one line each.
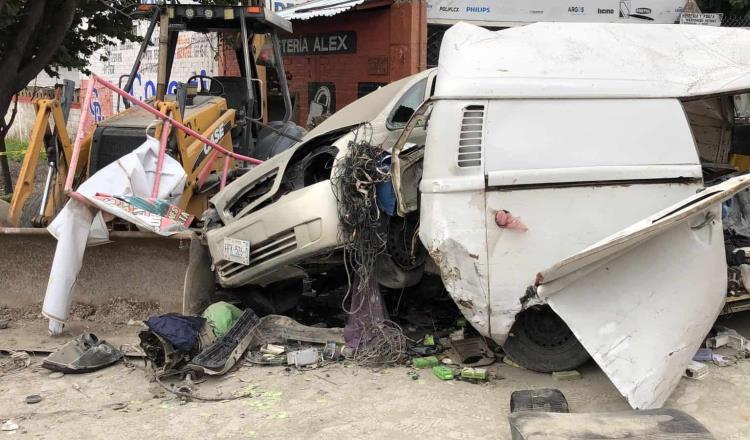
3 138 44 163
0 1 141 81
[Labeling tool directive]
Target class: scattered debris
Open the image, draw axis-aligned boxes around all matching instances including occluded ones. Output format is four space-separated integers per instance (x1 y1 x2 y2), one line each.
707 326 750 352
48 372 64 379
711 353 735 367
552 370 581 381
261 344 286 355
503 356 525 369
72 382 90 398
693 348 713 362
449 329 465 341
287 348 320 367
510 389 570 413
43 333 122 374
203 302 243 339
145 314 207 352
1 420 18 432
190 309 259 376
0 318 9 329
412 356 440 369
460 367 488 381
1 351 31 376
432 365 455 380
25 394 42 404
684 361 709 380
449 337 495 367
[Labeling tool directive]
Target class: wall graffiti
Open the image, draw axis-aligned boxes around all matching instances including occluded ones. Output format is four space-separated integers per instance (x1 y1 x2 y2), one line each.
87 22 219 119
89 88 105 122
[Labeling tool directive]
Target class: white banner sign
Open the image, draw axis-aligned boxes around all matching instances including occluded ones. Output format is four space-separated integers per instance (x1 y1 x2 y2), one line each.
679 12 723 26
427 0 687 24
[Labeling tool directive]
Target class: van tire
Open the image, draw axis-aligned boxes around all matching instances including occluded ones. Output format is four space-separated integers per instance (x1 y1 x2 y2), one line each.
502 305 590 373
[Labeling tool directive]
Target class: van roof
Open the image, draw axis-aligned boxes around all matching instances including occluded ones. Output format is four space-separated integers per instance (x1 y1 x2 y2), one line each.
435 22 750 100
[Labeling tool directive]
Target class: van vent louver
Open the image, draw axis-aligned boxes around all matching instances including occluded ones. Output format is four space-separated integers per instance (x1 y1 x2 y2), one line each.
457 105 484 168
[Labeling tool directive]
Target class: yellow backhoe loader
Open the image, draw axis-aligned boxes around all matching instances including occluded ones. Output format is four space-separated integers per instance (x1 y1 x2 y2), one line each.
0 4 303 314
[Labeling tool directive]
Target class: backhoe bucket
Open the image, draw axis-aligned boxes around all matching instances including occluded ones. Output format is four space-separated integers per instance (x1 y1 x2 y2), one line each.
0 228 213 315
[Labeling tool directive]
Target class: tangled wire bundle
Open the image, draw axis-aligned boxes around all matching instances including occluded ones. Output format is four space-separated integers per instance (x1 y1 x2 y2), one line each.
331 127 407 366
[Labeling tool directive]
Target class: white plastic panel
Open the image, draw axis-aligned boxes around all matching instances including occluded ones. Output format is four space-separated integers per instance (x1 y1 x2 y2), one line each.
483 99 701 186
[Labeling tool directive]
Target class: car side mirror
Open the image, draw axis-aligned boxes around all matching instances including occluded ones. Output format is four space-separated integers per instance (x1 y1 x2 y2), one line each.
392 105 415 125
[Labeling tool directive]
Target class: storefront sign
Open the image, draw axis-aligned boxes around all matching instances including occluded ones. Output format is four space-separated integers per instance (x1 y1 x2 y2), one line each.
426 0 685 24
679 12 723 26
280 32 357 56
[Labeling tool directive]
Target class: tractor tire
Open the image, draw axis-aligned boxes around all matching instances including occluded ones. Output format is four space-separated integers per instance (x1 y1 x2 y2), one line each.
19 192 44 227
502 305 590 373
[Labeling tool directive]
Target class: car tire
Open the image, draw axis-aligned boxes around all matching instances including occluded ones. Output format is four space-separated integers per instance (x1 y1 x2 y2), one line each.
502 305 590 373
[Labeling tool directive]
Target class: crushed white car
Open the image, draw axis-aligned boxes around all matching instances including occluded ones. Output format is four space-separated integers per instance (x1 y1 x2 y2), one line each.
203 68 436 288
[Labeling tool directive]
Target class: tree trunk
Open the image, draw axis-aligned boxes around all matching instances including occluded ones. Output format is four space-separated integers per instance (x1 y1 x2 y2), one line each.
0 134 12 195
0 95 13 195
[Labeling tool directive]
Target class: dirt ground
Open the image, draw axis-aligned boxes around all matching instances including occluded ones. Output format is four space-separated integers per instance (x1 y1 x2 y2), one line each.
2 312 750 439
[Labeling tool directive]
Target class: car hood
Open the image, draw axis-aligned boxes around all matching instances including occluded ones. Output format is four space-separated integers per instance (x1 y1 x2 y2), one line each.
302 70 433 141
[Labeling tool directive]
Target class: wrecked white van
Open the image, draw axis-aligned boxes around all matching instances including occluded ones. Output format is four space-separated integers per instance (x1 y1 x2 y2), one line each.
390 22 750 409
203 22 750 409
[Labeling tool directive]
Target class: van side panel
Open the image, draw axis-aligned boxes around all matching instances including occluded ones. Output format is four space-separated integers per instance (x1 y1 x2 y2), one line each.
485 183 699 343
481 98 703 343
419 100 490 335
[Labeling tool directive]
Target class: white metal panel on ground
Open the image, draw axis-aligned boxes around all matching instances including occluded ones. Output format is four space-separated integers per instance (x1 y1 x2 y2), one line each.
436 22 750 99
536 175 750 409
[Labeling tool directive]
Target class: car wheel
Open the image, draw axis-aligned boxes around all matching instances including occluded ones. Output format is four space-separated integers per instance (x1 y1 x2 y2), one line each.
502 305 590 372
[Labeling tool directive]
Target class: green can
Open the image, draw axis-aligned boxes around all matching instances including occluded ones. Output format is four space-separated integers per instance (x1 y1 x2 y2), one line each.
412 356 440 369
432 365 455 380
460 367 488 380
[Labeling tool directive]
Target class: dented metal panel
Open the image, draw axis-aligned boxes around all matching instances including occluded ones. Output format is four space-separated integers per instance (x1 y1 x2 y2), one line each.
536 175 750 409
484 182 699 345
419 192 491 336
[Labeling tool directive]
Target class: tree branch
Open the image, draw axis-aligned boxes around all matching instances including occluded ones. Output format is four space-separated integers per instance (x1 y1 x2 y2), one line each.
3 0 46 73
16 0 78 90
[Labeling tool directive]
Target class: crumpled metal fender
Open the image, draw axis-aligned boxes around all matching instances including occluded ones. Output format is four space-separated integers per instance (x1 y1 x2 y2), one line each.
419 191 491 336
536 175 750 409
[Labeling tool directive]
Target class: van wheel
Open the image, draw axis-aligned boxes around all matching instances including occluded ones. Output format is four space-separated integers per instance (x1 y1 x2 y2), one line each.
502 305 590 373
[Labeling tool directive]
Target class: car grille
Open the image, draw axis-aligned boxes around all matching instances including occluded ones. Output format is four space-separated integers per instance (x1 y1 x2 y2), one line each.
218 228 297 278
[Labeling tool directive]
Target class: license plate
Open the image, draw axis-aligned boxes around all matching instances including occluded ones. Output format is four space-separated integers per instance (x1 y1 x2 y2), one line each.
223 238 250 265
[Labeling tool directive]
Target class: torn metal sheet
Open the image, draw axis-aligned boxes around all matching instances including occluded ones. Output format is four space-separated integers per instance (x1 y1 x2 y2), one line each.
419 192 491 336
536 175 750 409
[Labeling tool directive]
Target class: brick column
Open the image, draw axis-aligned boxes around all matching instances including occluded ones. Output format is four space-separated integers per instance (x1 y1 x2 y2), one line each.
388 0 427 82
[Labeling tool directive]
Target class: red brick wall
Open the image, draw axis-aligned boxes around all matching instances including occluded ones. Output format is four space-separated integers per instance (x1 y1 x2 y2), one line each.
221 0 427 126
